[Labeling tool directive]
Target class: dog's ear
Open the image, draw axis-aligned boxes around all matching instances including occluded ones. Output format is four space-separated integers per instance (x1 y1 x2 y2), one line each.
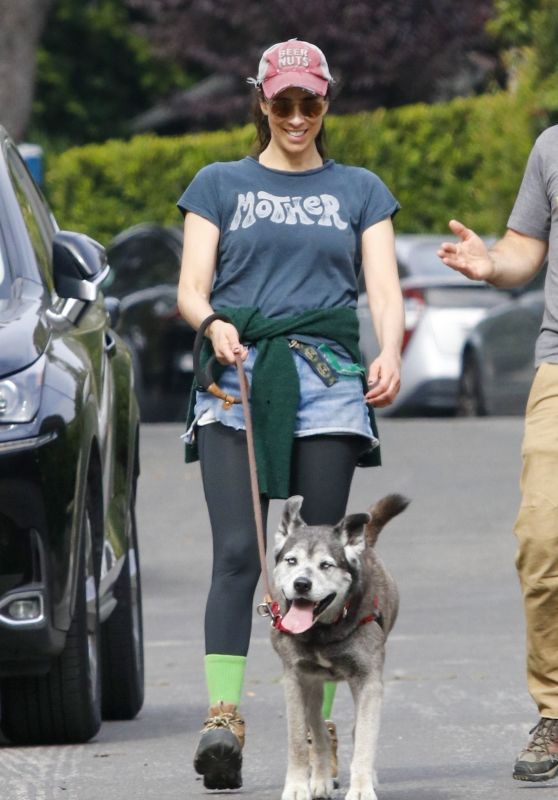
274 495 304 557
334 512 372 564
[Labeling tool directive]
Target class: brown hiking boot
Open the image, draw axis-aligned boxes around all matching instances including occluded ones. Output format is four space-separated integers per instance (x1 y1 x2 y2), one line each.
307 719 339 787
193 702 245 789
513 717 558 782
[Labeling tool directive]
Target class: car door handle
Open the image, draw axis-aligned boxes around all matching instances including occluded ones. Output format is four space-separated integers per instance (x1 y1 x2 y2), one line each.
104 332 117 357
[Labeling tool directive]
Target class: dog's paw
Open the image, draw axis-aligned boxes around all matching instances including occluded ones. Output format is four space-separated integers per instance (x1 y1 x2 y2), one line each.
282 781 312 800
345 785 377 800
310 774 334 799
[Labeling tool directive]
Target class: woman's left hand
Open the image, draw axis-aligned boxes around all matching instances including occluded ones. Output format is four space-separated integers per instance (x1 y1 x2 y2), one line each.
365 350 401 407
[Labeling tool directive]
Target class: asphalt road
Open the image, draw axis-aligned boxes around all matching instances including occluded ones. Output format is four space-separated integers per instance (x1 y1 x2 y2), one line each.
2 418 555 800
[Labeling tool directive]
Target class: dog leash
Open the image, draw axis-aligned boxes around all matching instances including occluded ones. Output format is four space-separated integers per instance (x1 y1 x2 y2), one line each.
193 314 276 617
234 351 276 612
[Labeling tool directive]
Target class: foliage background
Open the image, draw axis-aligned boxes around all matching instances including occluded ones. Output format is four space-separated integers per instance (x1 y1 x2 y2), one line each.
125 0 496 129
30 0 558 244
30 0 189 147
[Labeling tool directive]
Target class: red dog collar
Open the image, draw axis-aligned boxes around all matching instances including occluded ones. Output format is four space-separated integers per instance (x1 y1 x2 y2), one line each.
271 595 383 634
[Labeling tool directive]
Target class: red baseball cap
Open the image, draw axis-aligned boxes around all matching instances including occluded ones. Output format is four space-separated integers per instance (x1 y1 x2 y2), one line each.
251 39 334 99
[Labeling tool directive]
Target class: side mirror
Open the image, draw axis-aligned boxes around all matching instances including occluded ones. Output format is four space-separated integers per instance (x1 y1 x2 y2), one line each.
52 231 110 301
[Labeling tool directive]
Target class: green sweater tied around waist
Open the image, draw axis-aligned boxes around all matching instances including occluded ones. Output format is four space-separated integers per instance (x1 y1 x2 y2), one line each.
186 306 381 499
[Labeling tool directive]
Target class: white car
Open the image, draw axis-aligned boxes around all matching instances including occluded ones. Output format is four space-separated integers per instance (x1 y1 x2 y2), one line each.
358 234 506 415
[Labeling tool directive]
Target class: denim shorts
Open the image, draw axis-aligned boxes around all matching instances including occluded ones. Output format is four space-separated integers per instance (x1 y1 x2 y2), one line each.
184 345 377 448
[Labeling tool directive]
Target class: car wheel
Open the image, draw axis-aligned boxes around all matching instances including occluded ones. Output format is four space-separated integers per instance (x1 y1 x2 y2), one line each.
0 492 102 744
100 495 144 719
457 351 486 417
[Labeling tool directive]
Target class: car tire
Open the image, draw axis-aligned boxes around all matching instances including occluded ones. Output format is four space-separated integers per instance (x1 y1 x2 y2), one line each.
100 496 144 720
0 493 102 745
457 351 487 417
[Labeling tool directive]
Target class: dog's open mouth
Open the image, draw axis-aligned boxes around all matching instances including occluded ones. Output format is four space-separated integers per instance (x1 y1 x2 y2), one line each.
281 593 336 634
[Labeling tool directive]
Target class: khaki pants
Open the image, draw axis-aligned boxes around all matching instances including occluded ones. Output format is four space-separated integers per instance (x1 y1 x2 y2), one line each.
515 363 558 717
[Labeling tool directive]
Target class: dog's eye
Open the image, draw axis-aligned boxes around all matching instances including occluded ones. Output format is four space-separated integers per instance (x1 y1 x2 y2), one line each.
320 562 334 571
285 557 297 566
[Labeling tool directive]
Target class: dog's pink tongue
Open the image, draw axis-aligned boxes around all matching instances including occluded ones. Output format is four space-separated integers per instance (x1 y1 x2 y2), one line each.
281 600 315 634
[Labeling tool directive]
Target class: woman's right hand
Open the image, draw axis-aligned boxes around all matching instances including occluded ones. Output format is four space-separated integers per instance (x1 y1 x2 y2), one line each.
206 320 248 365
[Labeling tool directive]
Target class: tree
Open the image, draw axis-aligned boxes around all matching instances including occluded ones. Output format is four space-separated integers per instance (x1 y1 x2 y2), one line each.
486 0 540 49
531 1 558 85
30 0 189 146
488 0 558 81
126 0 498 132
0 0 54 140
487 0 558 129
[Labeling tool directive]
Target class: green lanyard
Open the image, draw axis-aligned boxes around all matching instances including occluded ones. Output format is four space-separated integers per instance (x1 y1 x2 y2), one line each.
317 344 366 377
289 339 365 387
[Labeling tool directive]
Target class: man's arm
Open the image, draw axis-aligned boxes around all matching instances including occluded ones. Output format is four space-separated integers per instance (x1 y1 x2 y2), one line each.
438 219 548 289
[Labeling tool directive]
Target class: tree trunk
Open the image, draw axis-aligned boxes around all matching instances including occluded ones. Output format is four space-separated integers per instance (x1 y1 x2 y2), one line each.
0 0 53 140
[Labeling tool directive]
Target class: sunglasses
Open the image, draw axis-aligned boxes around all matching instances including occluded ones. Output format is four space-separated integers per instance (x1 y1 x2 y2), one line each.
266 96 327 119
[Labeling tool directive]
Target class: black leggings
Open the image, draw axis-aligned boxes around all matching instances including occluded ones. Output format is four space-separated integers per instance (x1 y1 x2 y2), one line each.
197 422 365 655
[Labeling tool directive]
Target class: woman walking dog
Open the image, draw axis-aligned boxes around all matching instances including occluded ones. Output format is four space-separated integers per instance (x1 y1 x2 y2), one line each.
177 38 404 791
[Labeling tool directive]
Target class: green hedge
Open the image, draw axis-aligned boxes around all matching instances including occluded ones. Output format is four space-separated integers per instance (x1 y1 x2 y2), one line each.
45 127 253 244
327 92 535 235
45 90 537 245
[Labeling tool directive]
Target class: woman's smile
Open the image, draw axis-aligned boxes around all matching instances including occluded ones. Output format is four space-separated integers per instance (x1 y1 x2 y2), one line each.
284 127 308 141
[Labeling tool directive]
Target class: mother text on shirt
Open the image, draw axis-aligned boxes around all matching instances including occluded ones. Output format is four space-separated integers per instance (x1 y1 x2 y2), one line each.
229 191 349 231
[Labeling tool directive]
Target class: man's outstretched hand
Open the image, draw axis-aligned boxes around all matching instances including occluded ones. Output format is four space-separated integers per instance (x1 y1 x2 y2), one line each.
438 220 495 283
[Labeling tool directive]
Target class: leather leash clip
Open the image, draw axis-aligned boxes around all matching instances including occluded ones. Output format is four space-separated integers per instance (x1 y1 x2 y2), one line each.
256 601 274 619
207 382 240 410
257 598 285 629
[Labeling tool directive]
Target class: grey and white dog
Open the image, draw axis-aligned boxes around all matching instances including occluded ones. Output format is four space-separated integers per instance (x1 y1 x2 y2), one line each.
271 493 409 800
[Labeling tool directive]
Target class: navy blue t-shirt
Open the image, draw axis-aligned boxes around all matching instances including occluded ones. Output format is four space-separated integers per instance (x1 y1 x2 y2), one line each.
177 156 399 318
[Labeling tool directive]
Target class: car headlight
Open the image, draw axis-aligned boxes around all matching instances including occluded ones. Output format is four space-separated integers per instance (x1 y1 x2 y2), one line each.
0 356 45 423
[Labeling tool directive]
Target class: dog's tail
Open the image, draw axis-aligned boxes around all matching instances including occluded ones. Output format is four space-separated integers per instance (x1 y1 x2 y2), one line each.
366 494 410 547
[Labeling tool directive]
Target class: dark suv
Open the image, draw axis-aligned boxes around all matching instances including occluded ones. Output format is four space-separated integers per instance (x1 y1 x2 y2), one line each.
0 127 143 744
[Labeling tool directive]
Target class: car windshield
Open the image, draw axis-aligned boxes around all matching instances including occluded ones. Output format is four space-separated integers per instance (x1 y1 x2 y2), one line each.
402 242 448 277
399 236 496 279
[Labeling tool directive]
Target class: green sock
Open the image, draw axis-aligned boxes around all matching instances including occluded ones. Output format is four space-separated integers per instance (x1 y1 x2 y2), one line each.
322 681 337 719
204 654 247 707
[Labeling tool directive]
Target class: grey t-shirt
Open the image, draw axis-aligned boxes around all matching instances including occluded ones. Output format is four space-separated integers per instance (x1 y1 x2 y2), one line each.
177 157 399 318
508 125 558 365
